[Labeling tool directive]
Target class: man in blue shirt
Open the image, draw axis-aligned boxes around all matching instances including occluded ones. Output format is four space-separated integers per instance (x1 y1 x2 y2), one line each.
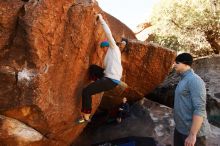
173 53 210 146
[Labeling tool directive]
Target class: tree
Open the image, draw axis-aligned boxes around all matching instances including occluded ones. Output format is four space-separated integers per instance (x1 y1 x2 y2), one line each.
142 0 220 56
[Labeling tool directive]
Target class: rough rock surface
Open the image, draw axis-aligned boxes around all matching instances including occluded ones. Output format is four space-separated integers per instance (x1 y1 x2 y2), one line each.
147 55 220 127
101 41 176 110
0 0 175 145
0 0 107 145
73 99 220 146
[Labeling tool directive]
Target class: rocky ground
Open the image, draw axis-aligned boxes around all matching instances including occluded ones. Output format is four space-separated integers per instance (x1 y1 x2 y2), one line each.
73 98 220 146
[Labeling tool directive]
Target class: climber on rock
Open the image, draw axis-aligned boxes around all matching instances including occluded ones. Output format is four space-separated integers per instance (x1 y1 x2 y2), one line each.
77 14 123 124
119 38 129 53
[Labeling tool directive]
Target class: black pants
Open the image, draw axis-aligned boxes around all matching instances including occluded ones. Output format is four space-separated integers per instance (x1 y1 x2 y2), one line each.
174 129 206 146
81 77 118 114
118 111 129 119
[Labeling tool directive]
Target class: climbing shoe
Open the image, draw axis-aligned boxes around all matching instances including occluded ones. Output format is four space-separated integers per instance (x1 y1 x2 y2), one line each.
76 116 91 124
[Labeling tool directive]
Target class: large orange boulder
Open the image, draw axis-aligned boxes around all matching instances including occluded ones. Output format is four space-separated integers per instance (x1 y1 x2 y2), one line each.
101 41 176 109
0 0 175 145
0 0 113 145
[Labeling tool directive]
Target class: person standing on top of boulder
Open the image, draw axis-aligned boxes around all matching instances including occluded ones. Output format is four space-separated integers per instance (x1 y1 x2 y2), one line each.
77 14 123 124
173 53 210 146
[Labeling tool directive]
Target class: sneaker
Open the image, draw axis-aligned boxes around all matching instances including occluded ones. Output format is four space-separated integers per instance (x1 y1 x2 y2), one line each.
76 116 91 124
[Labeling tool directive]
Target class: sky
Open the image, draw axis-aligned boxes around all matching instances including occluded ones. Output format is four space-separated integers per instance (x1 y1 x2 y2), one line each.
97 0 160 32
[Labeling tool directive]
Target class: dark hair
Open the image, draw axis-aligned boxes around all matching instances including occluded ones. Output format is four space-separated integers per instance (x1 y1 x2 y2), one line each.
121 38 128 45
89 64 104 81
175 53 193 66
121 38 130 53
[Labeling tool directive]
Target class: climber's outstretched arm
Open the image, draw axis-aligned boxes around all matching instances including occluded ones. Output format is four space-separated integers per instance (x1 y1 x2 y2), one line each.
97 14 117 49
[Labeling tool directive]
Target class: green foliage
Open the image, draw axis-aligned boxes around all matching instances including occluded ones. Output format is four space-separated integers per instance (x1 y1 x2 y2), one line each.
147 0 220 56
